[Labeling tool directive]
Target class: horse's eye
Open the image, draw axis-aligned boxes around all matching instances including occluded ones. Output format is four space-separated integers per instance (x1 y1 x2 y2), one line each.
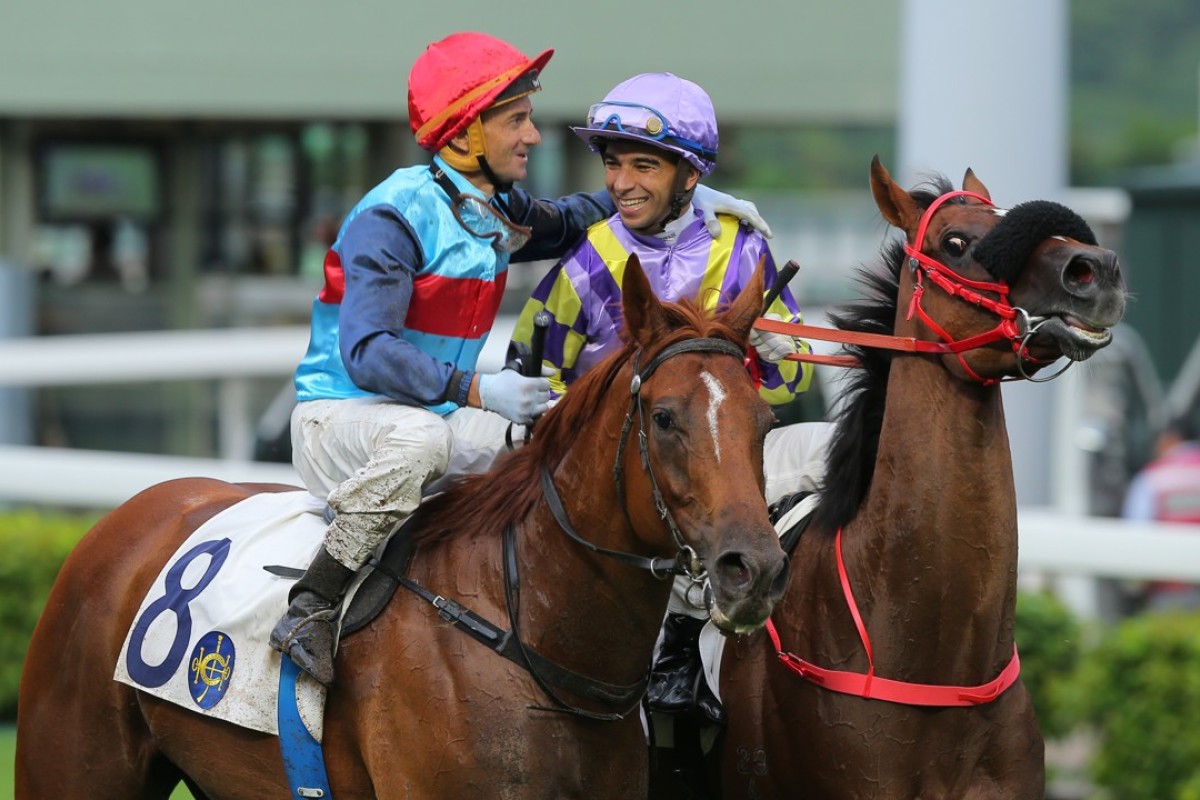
943 235 968 258
652 410 674 431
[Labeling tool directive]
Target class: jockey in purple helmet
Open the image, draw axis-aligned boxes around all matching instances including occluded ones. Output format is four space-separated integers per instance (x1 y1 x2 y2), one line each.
508 73 830 722
511 72 814 410
574 72 720 230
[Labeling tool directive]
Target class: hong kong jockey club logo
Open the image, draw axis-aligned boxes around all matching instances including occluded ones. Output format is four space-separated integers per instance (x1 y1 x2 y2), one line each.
188 630 235 709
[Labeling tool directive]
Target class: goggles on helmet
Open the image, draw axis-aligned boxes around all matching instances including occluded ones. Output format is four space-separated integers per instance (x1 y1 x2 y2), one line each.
585 100 717 161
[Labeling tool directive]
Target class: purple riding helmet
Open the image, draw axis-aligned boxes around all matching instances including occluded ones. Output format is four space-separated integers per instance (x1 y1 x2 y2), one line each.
570 72 719 176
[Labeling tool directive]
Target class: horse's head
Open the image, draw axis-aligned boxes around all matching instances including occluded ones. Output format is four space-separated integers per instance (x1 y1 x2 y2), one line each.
869 155 1126 381
614 253 788 633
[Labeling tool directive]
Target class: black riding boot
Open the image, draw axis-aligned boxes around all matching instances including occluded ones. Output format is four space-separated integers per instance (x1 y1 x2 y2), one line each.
647 613 726 724
269 546 355 687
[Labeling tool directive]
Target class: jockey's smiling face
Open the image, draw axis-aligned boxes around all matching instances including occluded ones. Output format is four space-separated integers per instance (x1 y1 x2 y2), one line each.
478 97 541 187
602 140 699 235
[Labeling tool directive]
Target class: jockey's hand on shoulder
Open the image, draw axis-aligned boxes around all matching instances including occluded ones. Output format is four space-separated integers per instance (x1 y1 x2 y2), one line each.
692 184 773 239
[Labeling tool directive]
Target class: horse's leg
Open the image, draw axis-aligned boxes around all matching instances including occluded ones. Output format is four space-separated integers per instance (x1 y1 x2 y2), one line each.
138 696 293 799
16 681 184 799
966 690 1046 800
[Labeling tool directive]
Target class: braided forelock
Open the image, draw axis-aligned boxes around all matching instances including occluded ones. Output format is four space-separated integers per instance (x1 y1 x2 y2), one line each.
972 200 1097 283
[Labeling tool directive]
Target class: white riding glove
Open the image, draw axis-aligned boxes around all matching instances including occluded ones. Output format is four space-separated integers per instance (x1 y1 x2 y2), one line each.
692 184 773 239
750 313 804 363
478 367 552 424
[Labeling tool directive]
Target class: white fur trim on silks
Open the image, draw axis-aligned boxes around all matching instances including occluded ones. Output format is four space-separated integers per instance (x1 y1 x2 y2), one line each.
113 490 335 737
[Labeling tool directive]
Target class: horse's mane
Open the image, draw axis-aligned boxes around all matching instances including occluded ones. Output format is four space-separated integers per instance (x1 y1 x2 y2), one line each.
810 175 954 534
408 296 750 547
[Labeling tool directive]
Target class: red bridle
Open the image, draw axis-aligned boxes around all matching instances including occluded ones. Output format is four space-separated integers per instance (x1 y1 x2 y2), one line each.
759 189 1056 384
903 190 1030 384
757 192 1037 705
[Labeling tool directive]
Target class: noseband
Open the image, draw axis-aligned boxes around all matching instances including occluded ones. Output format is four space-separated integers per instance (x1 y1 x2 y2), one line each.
540 337 747 582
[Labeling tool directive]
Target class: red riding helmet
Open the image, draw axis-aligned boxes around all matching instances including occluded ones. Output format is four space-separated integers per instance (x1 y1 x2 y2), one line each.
408 32 553 153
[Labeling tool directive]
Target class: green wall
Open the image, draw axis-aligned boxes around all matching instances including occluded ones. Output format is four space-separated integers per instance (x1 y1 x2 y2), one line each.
0 0 898 124
1122 164 1200 385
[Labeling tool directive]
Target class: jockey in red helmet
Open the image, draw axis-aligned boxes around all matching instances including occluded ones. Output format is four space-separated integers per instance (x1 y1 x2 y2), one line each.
273 37 778 688
272 32 601 687
408 31 552 193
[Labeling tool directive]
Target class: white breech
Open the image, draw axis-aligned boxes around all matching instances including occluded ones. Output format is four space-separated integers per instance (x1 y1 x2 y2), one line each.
290 397 519 569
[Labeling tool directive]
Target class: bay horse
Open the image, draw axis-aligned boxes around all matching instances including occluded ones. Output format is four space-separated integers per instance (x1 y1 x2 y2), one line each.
708 157 1126 799
15 254 789 800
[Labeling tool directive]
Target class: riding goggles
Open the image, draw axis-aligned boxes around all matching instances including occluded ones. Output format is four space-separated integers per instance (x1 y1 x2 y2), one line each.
450 194 532 254
585 100 717 160
431 165 532 253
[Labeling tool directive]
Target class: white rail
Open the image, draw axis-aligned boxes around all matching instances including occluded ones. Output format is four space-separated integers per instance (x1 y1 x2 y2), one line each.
3 440 1199 585
2 328 1200 596
0 327 310 386
0 444 299 507
1018 509 1200 581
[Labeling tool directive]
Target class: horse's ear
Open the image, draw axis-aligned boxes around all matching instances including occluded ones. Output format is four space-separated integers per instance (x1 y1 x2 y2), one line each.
722 257 767 344
869 154 920 231
621 253 668 347
963 167 991 202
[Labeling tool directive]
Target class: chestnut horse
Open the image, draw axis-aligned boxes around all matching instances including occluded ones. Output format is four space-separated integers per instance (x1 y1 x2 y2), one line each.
16 255 788 800
707 157 1126 799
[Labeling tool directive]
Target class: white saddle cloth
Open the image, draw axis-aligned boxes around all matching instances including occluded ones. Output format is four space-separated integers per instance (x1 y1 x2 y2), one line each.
113 490 334 737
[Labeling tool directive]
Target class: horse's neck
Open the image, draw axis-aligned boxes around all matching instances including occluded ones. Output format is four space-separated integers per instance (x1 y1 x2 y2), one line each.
518 416 675 680
848 354 1019 670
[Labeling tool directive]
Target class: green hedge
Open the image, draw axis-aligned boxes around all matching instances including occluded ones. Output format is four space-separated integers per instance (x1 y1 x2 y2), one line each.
1068 610 1200 800
1021 594 1200 799
1015 590 1083 740
0 510 98 720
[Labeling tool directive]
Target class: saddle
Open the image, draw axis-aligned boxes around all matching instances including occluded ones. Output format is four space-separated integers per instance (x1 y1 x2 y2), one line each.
341 522 417 636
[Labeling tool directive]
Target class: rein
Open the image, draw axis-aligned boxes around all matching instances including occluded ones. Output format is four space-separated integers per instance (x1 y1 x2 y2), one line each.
540 469 691 577
761 189 1069 384
375 529 647 723
766 527 1021 707
390 335 747 721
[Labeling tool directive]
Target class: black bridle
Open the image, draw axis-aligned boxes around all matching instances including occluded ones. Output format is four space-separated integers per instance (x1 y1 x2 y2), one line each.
390 335 749 721
541 336 748 584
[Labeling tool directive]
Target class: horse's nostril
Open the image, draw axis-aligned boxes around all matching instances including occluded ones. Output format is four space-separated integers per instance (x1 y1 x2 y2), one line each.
1066 257 1095 286
715 552 753 589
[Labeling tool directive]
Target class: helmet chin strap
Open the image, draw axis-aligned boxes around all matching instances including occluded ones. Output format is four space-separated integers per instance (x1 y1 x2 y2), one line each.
476 155 513 195
659 163 695 229
438 117 514 195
